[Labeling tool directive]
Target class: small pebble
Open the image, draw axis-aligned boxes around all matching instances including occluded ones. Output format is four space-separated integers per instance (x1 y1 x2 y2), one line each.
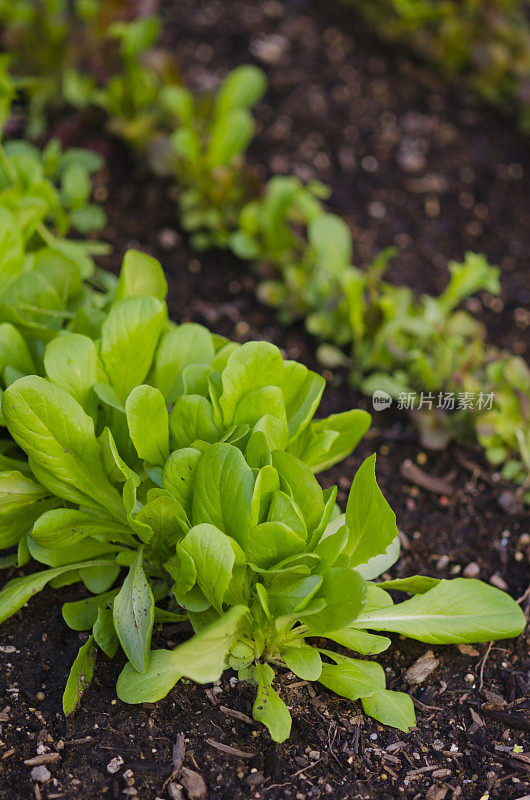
463 562 480 578
436 555 450 570
464 673 475 684
489 573 508 591
361 155 378 172
107 756 124 774
157 228 180 250
405 650 439 685
36 692 45 702
31 766 51 783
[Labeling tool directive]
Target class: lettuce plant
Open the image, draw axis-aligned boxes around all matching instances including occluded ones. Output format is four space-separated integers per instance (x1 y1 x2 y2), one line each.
0 252 525 740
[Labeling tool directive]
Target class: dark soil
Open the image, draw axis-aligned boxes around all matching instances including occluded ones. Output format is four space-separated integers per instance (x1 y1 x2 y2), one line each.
1 1 529 799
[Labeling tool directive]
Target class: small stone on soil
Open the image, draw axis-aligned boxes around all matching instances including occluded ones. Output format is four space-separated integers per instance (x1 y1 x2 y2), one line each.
106 756 124 774
405 650 440 684
30 766 51 783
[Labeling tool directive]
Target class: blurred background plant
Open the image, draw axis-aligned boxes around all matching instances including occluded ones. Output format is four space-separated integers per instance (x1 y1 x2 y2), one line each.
348 0 530 130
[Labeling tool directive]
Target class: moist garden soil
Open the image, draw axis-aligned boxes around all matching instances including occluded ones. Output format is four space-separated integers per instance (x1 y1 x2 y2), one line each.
1 1 529 799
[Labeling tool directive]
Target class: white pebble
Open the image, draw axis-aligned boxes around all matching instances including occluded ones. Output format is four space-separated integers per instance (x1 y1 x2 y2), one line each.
107 755 124 774
31 766 51 783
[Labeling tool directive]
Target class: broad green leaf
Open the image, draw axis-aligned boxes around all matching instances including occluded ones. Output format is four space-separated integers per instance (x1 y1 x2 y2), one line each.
191 444 254 549
0 553 17 569
117 649 183 703
353 579 526 643
80 562 120 594
309 485 339 550
267 491 306 539
154 324 214 401
250 465 280 524
135 494 189 558
302 567 366 634
252 662 292 743
2 377 125 521
0 560 109 624
322 628 391 655
163 447 201 516
288 409 371 473
281 362 325 441
246 430 272 469
173 363 212 399
318 651 385 701
364 582 394 613
267 574 323 617
361 690 416 733
281 644 322 680
117 605 248 702
377 576 441 594
99 426 140 485
165 546 207 612
30 508 131 550
345 454 398 569
313 516 348 568
101 296 166 404
125 384 169 466
0 322 35 375
63 588 121 630
235 385 287 428
217 342 284 426
0 470 51 547
93 607 119 658
169 395 219 449
27 535 120 567
93 382 125 412
113 250 167 302
0 272 62 338
245 521 305 569
178 523 246 612
354 534 400 580
113 547 154 673
44 333 98 411
272 450 324 534
63 635 97 715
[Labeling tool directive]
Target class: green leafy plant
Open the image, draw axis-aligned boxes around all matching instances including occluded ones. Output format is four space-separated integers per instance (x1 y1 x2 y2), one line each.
116 444 525 740
1 5 528 493
233 193 530 494
159 64 267 250
349 0 530 130
0 0 166 137
0 251 525 739
1 5 266 249
470 354 530 500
